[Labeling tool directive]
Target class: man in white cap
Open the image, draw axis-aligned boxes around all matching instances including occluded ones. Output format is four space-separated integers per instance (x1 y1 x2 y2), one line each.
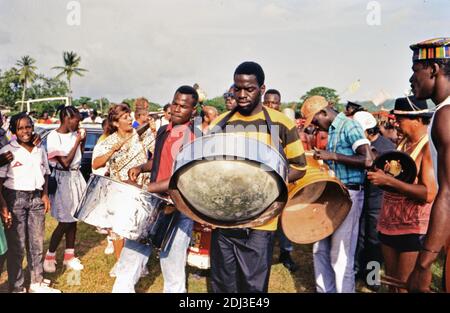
353 111 395 288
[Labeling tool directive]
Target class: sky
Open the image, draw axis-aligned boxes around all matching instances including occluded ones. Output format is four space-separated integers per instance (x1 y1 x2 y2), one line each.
0 0 449 105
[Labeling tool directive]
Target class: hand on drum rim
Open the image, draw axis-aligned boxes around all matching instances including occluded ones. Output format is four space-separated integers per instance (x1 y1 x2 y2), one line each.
120 179 142 188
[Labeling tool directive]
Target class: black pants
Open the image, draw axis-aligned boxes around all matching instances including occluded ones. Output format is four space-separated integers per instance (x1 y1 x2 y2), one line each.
355 191 384 278
0 253 5 275
210 228 275 293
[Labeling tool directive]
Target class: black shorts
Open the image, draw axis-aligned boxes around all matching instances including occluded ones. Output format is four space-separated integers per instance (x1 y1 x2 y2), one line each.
378 232 425 252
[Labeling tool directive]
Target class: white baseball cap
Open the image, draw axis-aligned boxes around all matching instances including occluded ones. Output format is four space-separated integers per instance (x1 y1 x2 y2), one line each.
353 111 377 131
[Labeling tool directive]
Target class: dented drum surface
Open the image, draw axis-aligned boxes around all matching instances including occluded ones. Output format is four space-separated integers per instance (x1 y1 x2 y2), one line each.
169 133 288 228
73 174 173 245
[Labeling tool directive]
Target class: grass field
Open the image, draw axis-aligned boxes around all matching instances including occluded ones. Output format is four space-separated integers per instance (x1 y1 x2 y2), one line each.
0 216 445 293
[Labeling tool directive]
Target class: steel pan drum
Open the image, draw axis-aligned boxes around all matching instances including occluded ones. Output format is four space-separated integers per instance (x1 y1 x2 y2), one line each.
280 155 352 244
169 133 288 228
73 174 175 248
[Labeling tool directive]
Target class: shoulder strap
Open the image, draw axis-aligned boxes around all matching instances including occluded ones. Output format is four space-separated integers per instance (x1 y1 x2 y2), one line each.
207 105 287 160
396 137 408 152
150 126 170 182
410 135 429 161
211 106 239 133
261 106 287 160
397 135 429 161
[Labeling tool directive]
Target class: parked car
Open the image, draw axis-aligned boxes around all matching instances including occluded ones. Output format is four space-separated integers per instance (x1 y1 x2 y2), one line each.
35 123 103 181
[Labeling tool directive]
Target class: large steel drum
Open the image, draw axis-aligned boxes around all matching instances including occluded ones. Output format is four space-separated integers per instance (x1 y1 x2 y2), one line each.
280 155 352 244
169 133 288 228
73 174 177 249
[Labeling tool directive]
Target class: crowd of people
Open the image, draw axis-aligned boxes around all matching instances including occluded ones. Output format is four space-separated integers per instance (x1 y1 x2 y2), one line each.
0 37 449 294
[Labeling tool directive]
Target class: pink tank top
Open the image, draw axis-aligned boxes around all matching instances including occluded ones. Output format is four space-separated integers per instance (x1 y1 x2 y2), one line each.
377 135 433 235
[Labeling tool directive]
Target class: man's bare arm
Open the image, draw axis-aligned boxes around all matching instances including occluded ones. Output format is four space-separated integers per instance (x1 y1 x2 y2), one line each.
420 106 450 263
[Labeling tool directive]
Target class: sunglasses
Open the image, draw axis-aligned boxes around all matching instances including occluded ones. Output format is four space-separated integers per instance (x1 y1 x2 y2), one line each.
223 92 234 99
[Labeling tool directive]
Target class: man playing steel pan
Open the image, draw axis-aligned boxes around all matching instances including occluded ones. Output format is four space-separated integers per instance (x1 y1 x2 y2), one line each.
113 85 200 293
207 62 307 293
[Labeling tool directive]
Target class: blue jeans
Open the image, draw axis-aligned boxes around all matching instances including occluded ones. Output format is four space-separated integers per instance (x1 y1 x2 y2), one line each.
276 228 293 253
3 189 45 292
112 213 193 293
313 189 364 293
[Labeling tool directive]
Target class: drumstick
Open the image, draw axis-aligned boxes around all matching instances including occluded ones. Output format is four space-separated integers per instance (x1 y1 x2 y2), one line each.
380 275 407 290
380 275 438 293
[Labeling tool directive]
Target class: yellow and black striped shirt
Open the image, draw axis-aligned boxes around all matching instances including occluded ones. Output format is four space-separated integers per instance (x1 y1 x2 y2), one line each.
209 107 307 231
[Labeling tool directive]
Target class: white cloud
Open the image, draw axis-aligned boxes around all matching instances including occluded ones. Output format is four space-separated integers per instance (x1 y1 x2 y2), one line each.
261 3 289 19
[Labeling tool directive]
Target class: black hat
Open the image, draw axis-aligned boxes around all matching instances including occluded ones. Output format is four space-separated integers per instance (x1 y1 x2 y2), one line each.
347 101 362 108
391 96 433 118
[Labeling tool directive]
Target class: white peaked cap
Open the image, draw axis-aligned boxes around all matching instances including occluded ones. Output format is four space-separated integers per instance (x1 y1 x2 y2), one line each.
353 111 377 130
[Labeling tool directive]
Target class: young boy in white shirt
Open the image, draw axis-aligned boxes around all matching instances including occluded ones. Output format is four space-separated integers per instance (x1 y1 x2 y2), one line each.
0 113 60 293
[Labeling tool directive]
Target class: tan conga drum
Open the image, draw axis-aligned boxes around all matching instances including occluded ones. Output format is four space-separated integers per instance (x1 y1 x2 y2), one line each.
168 133 289 228
280 154 352 244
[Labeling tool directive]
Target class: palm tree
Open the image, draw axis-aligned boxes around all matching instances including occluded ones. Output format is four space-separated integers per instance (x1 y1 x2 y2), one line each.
16 55 37 111
52 51 87 103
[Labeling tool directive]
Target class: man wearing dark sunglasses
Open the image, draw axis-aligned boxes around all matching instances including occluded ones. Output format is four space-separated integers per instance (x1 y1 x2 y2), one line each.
223 86 237 111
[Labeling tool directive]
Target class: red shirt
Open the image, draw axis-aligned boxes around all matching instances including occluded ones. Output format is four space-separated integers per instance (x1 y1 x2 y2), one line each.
156 122 195 182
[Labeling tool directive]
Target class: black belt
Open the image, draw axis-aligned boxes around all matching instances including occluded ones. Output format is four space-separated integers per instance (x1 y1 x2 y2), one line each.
55 167 80 171
346 184 364 191
3 187 42 196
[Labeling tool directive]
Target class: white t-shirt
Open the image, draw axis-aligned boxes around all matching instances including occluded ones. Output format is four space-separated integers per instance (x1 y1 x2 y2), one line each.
155 117 170 132
47 130 82 168
92 141 109 176
82 116 103 123
0 140 51 191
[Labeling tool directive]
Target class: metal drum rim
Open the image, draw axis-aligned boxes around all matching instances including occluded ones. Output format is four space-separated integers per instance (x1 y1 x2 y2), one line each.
172 133 289 181
86 173 172 203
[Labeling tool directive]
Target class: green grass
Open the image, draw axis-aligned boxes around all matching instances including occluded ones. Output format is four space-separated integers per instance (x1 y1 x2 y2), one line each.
0 216 444 293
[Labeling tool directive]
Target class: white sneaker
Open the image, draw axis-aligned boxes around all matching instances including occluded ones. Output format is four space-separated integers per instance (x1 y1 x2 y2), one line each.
29 280 61 293
104 236 114 255
43 257 57 273
63 257 84 271
109 262 118 278
96 227 109 235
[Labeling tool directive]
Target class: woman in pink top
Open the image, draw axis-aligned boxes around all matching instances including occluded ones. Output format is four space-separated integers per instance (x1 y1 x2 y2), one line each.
368 97 437 292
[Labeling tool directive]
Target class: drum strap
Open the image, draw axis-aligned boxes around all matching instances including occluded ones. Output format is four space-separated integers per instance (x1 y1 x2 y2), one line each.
209 105 287 161
397 135 429 161
150 122 198 183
